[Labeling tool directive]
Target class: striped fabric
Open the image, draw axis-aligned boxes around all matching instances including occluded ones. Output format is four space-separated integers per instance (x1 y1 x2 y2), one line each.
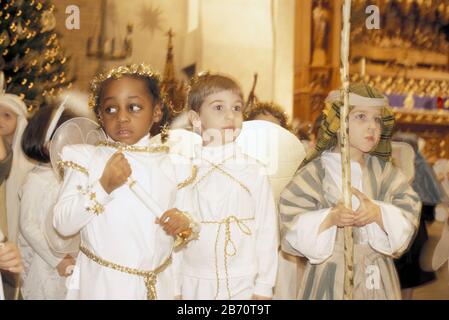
279 155 421 299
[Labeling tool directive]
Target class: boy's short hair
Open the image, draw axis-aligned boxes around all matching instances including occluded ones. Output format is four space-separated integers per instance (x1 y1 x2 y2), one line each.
245 102 290 130
21 103 76 163
187 73 243 112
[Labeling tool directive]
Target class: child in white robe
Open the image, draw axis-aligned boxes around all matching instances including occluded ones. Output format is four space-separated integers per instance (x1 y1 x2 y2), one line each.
53 64 196 300
18 103 79 299
1 135 23 299
175 73 279 300
0 82 33 299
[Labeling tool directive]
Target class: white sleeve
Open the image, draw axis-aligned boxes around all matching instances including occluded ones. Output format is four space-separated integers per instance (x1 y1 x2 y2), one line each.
0 274 3 300
253 172 279 297
173 156 201 239
169 157 200 297
53 145 113 237
171 249 183 297
19 174 61 268
366 201 415 256
282 208 337 265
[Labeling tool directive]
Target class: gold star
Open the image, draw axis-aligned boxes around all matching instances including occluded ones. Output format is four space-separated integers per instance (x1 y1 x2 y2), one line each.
139 3 164 36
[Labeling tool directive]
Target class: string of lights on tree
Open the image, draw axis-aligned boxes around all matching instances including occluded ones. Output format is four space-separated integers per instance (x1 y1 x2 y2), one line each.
0 0 73 113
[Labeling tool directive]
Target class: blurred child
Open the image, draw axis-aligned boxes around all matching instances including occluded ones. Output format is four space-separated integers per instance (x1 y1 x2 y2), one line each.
0 85 34 244
245 102 291 131
0 77 34 299
18 102 78 299
0 135 23 300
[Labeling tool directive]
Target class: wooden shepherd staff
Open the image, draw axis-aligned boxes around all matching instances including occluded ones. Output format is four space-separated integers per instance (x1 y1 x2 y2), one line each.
340 0 354 300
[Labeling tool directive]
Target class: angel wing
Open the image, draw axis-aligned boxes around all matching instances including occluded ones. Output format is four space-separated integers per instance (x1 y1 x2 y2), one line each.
47 117 104 257
236 120 306 200
50 117 105 180
391 141 416 183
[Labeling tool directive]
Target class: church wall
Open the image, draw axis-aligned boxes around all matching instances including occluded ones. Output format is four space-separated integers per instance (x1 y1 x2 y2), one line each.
53 0 295 115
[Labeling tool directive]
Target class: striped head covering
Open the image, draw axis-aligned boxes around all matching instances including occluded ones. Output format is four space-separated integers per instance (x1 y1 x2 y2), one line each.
304 83 395 166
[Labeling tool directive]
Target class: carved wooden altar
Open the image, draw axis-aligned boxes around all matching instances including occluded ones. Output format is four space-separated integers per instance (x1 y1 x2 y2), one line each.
294 0 449 161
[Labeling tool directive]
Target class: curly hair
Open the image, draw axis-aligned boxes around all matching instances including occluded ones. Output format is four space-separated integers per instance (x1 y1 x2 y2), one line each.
245 102 291 130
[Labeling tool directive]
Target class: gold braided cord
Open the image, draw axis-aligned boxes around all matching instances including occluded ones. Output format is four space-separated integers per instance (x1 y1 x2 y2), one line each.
57 160 89 176
89 63 162 110
80 244 172 300
192 157 251 196
177 165 198 190
96 140 169 153
202 216 254 300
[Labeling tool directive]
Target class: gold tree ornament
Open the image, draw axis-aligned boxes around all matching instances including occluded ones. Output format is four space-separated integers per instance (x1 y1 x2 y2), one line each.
40 10 56 32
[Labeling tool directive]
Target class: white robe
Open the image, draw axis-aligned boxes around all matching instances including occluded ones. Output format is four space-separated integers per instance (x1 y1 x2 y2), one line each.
53 135 192 300
0 229 4 300
18 165 68 299
175 143 279 300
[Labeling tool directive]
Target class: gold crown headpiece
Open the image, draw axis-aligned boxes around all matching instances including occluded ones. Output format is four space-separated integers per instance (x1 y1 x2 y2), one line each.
89 63 161 110
187 71 211 91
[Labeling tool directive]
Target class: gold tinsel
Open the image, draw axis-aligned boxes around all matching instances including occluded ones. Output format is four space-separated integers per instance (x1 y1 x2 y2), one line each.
89 63 161 110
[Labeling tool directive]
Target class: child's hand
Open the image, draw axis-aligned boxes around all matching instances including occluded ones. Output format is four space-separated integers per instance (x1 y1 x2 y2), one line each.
252 294 272 300
156 208 191 237
0 137 7 160
100 151 132 194
352 187 383 228
329 201 355 227
0 242 24 273
56 255 76 277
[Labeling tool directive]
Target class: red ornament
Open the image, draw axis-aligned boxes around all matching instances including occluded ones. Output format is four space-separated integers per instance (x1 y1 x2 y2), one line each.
437 96 443 110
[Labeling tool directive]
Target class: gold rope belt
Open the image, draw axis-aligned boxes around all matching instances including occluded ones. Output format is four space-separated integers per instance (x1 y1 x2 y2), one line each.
201 215 254 300
80 244 172 300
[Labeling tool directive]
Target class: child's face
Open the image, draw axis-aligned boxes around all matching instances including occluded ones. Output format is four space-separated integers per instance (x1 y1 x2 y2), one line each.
98 76 162 145
0 105 18 138
190 90 243 146
348 105 382 154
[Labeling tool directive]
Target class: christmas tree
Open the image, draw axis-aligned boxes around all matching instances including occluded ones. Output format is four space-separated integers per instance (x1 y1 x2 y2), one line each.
0 0 72 113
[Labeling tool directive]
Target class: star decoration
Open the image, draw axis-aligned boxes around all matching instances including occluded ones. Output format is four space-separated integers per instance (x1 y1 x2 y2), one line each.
139 3 164 36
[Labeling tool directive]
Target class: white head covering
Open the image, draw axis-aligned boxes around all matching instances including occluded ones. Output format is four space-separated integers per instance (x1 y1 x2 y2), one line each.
325 89 388 107
0 73 35 243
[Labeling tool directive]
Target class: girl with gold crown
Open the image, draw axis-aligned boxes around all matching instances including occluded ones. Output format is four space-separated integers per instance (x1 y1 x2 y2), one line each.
53 64 198 300
279 83 421 299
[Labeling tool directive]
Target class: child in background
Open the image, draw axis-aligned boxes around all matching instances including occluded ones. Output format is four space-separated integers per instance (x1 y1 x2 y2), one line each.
53 64 196 300
175 73 278 300
0 135 23 300
18 102 78 299
280 83 421 299
245 102 291 131
0 78 34 299
0 84 34 244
